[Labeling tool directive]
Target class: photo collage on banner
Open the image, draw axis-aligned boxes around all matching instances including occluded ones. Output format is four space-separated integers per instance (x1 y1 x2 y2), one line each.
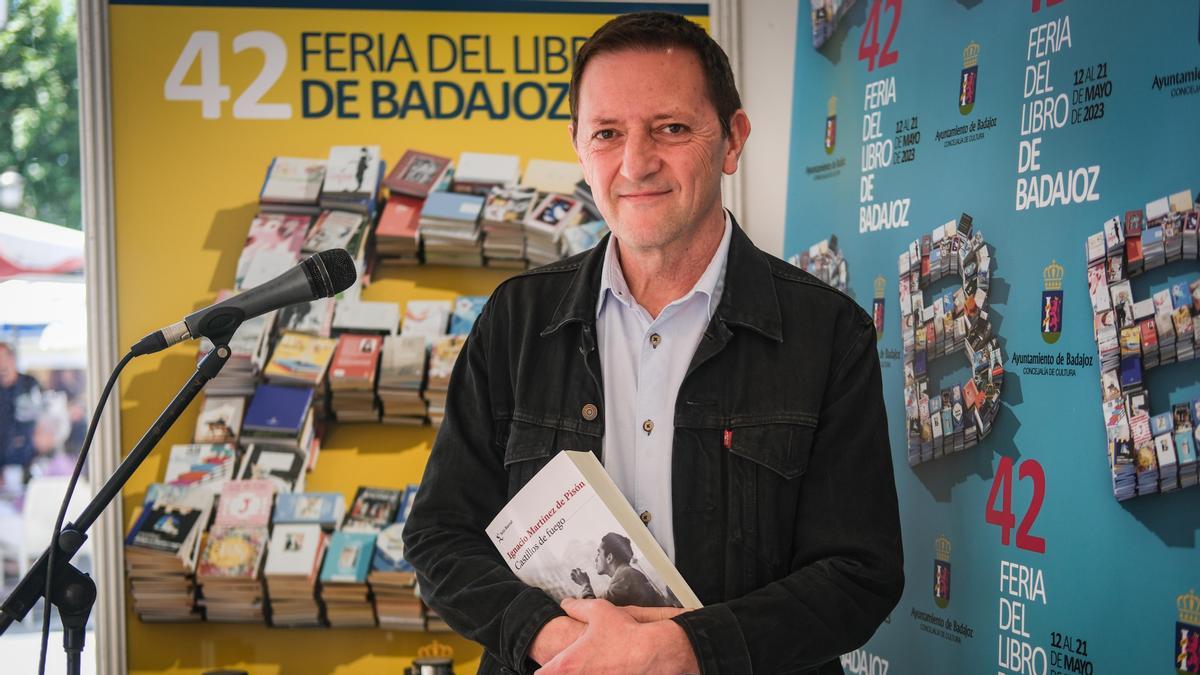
788 1 1200 673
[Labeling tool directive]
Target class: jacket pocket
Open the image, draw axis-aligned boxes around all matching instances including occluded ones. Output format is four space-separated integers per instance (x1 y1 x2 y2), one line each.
726 421 816 573
502 419 558 498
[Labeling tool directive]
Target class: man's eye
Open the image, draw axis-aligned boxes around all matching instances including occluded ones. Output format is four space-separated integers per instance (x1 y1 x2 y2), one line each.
663 123 687 134
594 129 616 140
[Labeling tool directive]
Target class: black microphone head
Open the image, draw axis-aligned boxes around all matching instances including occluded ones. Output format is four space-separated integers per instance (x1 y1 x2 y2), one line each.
304 249 358 298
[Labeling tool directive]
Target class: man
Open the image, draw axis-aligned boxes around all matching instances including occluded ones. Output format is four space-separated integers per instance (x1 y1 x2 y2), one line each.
404 11 903 674
0 341 41 472
570 532 671 608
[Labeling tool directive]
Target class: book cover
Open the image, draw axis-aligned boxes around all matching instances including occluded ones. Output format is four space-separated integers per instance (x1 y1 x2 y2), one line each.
486 450 701 609
264 523 327 579
260 157 325 204
482 184 538 225
243 384 314 435
126 501 208 555
215 479 276 529
521 159 584 195
303 210 364 253
163 443 237 487
320 531 377 583
193 396 245 445
343 487 404 532
375 194 424 239
428 335 467 386
274 492 346 528
277 298 335 337
330 334 384 382
264 332 337 386
455 151 520 188
525 194 583 235
235 212 310 290
332 300 400 336
323 145 382 197
421 191 485 224
401 299 452 345
197 526 269 579
238 445 307 493
449 296 487 335
384 149 451 198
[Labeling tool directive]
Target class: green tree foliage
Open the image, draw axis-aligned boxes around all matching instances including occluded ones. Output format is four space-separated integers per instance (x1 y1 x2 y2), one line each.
0 0 79 229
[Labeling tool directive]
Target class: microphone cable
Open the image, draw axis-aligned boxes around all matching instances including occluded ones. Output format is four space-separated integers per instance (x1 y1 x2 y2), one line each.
38 349 135 675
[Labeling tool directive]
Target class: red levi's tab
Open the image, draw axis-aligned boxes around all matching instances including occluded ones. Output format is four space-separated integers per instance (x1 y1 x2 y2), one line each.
723 429 733 449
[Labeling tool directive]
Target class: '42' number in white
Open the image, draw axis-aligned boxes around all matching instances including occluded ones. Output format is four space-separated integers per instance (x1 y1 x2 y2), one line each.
164 31 291 120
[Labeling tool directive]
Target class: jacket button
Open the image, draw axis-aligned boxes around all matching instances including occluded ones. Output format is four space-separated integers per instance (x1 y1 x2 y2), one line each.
642 419 654 434
582 403 598 421
639 510 652 525
649 333 662 348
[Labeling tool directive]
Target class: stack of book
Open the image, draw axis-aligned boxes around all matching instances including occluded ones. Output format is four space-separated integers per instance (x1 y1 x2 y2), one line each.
162 443 238 500
237 443 310 494
449 296 486 336
425 336 467 426
452 151 519 196
125 486 212 622
264 492 344 626
418 191 486 266
318 531 378 627
480 184 536 268
263 523 328 627
1174 402 1200 489
562 220 609 258
329 334 383 423
524 193 584 267
1150 412 1178 492
378 335 428 425
374 195 423 265
278 298 336 338
368 485 423 630
195 480 274 622
259 157 325 215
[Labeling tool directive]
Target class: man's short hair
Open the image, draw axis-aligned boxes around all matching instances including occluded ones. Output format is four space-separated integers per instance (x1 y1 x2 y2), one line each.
0 342 14 358
600 532 634 564
569 11 742 138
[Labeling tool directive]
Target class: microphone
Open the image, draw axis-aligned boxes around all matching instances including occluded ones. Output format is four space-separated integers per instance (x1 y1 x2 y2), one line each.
131 249 358 356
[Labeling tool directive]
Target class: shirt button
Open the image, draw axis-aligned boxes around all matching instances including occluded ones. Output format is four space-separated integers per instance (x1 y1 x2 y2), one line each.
649 333 662 348
639 510 652 525
642 419 654 434
582 403 598 421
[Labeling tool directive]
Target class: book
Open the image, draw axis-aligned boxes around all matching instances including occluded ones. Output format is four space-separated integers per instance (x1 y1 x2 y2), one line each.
343 486 405 532
332 300 400 336
264 523 327 581
273 492 346 529
320 531 377 583
521 159 584 195
197 526 269 580
384 150 451 198
374 194 424 260
401 299 452 346
235 213 310 290
263 332 337 386
162 443 238 494
449 296 487 335
192 396 245 445
453 151 520 194
486 450 701 608
237 444 308 494
322 145 383 200
303 209 364 253
214 479 276 529
259 157 325 207
243 384 314 438
277 298 335 338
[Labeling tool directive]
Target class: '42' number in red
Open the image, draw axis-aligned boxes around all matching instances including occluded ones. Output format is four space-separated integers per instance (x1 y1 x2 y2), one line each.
858 0 902 72
985 457 1047 554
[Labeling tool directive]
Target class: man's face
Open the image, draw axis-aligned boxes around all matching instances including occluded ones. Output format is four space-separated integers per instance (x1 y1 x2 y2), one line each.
571 47 746 252
594 545 612 576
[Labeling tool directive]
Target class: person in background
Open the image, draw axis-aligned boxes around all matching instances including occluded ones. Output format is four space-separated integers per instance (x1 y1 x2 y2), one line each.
29 392 76 478
0 342 41 474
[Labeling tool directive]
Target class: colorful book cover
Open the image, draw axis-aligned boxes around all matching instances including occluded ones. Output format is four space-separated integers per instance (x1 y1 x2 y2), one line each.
375 194 424 238
449 296 487 335
320 531 377 583
264 332 337 386
343 487 404 532
235 212 310 289
197 526 269 579
215 479 276 529
330 334 384 382
383 149 451 198
323 145 382 197
193 396 245 445
259 156 325 204
421 191 485 224
274 492 346 528
303 210 364 253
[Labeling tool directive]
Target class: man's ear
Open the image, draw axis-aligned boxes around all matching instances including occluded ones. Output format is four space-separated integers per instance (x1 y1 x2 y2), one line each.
721 109 752 175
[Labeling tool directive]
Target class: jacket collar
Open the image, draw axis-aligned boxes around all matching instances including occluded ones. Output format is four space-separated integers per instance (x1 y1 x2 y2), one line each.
541 213 782 342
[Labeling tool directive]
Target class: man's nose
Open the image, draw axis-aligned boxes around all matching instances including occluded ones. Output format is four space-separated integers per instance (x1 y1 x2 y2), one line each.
620 130 661 183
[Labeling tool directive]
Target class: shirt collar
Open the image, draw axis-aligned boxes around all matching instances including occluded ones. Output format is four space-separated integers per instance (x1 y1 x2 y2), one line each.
597 210 733 320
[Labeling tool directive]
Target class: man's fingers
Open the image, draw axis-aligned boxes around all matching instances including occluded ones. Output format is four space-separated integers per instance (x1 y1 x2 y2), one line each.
617 605 688 622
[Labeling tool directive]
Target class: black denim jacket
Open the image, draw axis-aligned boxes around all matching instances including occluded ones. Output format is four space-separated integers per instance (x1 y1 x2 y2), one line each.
403 219 904 674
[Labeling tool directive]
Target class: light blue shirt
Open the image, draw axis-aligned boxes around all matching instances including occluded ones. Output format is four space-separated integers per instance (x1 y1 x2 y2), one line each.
596 212 732 562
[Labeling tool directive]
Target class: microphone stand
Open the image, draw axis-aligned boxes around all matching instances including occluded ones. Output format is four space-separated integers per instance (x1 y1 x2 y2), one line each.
0 341 232 674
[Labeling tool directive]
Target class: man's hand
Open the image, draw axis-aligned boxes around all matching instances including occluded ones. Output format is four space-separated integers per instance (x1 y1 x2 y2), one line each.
535 598 700 675
569 567 590 586
529 615 587 666
617 605 690 623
